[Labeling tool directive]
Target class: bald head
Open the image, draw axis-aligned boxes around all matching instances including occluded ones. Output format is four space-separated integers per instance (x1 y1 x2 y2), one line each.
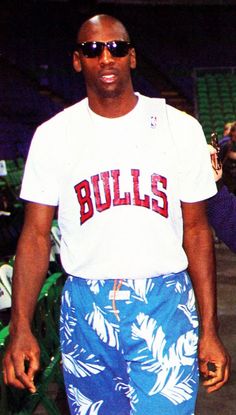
77 14 130 43
73 14 137 116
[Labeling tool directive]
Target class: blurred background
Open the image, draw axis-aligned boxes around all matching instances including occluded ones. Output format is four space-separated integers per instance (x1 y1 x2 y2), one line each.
1 0 236 160
0 1 236 414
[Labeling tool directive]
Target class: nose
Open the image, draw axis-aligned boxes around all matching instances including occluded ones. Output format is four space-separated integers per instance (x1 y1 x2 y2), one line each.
98 45 114 64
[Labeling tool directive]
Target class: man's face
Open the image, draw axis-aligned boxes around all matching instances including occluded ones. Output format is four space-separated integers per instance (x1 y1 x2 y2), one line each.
73 18 136 100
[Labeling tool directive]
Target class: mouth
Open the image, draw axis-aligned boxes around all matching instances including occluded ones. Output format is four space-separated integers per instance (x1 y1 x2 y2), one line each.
99 72 118 84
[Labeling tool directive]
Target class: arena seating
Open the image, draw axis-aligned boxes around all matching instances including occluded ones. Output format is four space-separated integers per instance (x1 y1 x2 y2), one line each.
194 69 236 141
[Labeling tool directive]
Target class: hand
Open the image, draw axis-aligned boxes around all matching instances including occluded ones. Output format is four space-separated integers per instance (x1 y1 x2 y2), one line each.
2 328 40 393
208 144 223 182
198 332 230 393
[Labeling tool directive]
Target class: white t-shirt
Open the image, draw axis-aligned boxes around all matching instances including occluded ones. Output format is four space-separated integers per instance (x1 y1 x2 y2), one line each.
20 94 216 279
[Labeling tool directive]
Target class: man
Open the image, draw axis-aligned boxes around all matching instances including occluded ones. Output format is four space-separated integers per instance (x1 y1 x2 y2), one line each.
221 122 236 195
218 122 233 148
208 144 236 253
3 14 230 415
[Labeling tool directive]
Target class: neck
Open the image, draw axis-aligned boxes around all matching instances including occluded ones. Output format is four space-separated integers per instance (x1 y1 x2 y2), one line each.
87 91 138 118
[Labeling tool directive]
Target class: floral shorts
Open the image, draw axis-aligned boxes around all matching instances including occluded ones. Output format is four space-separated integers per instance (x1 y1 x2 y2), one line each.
60 271 199 415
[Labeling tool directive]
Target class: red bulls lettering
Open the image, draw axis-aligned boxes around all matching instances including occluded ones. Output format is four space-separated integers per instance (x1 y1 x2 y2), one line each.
91 172 111 212
111 170 131 206
74 180 94 224
151 174 168 218
75 169 168 224
131 169 150 208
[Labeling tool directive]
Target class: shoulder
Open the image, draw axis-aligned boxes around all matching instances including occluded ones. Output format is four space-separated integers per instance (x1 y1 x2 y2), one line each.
139 94 201 129
30 99 88 151
166 104 201 130
164 104 206 152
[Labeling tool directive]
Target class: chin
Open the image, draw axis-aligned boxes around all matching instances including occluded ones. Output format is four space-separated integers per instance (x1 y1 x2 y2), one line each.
95 83 124 99
97 86 120 99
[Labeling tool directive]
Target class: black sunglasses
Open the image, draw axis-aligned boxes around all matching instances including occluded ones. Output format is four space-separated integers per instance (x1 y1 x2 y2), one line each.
76 40 132 58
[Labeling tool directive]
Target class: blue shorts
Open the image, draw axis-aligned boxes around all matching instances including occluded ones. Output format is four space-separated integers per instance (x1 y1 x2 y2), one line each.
60 271 199 415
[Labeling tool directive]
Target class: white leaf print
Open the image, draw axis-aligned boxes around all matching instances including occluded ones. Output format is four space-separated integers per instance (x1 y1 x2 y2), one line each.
68 385 103 415
168 330 198 366
65 289 71 306
164 275 184 294
123 279 154 303
164 273 198 329
85 303 120 349
114 377 139 410
131 312 198 405
87 280 105 294
60 290 77 346
62 347 105 377
178 289 198 328
164 271 189 294
150 368 195 404
132 312 163 353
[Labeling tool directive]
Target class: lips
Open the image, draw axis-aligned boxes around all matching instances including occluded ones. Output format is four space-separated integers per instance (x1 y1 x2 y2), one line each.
99 70 119 84
101 74 116 83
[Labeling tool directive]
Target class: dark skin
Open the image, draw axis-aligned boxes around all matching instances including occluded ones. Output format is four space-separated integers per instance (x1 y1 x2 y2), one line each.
3 203 55 393
73 15 137 117
3 14 230 395
182 201 230 391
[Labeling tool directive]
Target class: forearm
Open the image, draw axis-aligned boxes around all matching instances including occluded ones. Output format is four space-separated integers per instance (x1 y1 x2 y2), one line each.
183 222 218 335
10 230 51 333
182 201 230 391
9 202 55 333
3 203 55 392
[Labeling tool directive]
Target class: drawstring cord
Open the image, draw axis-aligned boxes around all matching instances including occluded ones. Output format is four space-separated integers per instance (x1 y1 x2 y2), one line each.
112 279 123 321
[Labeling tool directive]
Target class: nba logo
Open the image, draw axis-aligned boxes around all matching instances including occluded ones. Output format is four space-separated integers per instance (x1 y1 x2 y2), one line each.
150 116 157 129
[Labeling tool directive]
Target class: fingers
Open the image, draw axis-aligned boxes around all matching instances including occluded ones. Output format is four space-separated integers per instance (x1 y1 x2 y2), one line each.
3 351 39 393
199 333 231 394
3 361 28 390
14 354 38 393
200 357 231 393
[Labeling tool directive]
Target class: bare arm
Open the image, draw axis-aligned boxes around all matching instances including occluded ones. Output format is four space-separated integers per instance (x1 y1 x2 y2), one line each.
182 201 230 393
3 202 56 393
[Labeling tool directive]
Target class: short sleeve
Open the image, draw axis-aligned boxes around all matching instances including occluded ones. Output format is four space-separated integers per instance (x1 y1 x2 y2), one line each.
167 107 217 202
20 122 61 206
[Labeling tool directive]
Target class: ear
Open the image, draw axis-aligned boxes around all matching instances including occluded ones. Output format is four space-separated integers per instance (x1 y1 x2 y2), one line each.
129 48 136 70
73 51 82 73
